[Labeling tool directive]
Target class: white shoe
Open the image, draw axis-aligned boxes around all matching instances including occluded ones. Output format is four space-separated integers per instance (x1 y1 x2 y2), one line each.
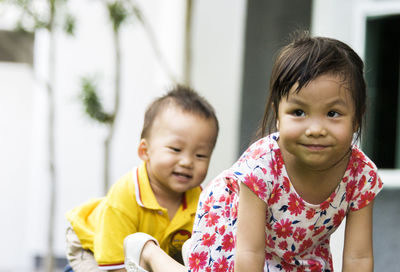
181 238 192 267
124 232 159 272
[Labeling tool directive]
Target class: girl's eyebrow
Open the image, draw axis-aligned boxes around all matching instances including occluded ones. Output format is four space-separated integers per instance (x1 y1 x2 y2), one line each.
286 96 348 107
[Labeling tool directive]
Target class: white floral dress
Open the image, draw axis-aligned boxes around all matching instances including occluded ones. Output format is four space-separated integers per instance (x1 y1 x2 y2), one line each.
188 133 383 272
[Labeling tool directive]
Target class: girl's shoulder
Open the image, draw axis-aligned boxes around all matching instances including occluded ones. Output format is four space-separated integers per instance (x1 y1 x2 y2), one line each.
349 145 379 173
235 132 280 166
345 145 384 211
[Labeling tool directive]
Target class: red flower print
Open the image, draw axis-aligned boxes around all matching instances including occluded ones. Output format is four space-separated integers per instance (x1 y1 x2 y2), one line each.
278 240 288 250
269 158 282 179
319 192 335 210
299 238 313 253
315 245 329 260
349 150 365 177
333 209 346 227
205 211 220 227
201 233 216 247
293 227 307 243
222 232 235 252
212 256 229 272
266 234 275 248
357 175 367 191
203 195 215 213
225 177 239 194
229 261 234 272
297 267 306 272
283 177 291 193
312 226 326 237
283 251 296 264
346 179 357 202
308 259 323 272
357 191 375 209
281 260 295 272
231 202 238 219
244 173 267 199
288 193 305 216
274 218 293 238
250 147 266 160
188 251 208 272
205 267 211 272
306 209 316 219
268 183 282 205
256 138 265 147
218 225 226 236
369 170 377 189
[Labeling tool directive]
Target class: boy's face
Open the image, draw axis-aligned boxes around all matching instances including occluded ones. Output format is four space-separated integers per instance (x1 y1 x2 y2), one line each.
138 107 217 196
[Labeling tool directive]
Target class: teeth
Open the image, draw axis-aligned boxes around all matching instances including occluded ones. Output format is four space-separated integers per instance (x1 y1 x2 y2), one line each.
175 172 191 178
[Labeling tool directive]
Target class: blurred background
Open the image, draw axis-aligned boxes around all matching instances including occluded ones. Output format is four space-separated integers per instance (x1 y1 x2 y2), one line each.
0 0 399 271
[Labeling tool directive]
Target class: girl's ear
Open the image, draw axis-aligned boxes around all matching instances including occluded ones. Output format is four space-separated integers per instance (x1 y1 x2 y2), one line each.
276 120 280 130
138 139 149 161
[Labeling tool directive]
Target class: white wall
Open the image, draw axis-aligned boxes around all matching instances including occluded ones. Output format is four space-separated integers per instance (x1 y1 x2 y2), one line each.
0 0 246 270
0 63 34 271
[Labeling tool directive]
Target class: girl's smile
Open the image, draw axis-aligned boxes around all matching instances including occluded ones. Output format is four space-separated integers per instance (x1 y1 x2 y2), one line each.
277 73 356 172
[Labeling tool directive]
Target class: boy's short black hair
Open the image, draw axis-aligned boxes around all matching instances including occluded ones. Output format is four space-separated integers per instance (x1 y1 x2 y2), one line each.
141 85 219 142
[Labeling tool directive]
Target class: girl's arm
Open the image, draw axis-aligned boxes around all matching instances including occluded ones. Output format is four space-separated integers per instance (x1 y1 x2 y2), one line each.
140 241 186 272
234 182 267 272
342 201 375 272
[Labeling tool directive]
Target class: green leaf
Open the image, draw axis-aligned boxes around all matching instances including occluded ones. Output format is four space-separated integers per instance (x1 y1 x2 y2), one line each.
107 1 127 31
63 13 75 35
80 77 114 124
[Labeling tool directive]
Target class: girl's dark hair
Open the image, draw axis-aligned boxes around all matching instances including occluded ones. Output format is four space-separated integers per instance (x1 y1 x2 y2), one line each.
141 84 219 142
257 31 366 141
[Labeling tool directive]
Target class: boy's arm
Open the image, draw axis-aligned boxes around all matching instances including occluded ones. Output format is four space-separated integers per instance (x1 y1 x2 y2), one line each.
342 201 374 272
234 183 267 272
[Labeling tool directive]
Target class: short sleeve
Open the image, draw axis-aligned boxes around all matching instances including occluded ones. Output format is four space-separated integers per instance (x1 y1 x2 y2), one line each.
94 203 136 266
348 149 384 211
231 137 279 203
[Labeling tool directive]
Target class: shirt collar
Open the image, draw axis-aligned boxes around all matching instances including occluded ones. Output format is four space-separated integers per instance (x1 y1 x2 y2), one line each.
134 162 201 213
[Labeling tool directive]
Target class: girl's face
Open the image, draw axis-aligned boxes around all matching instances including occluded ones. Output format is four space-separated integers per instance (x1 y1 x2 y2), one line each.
276 74 356 171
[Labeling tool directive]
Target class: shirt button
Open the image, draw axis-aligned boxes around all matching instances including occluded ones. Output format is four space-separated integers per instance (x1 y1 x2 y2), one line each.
158 211 163 215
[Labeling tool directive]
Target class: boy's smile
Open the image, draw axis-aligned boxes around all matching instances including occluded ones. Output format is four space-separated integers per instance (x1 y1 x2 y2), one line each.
277 74 356 172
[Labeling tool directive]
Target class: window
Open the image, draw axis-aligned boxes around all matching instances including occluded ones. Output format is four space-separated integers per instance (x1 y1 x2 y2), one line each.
363 15 400 169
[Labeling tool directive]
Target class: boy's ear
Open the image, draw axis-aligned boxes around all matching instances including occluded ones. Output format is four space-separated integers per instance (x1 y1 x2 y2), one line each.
138 139 149 161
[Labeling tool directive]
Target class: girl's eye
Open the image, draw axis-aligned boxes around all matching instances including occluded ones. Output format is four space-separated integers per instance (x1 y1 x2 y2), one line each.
293 109 305 117
327 111 340 118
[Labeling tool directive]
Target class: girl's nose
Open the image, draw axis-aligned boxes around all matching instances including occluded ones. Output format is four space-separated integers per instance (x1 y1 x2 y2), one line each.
305 120 327 137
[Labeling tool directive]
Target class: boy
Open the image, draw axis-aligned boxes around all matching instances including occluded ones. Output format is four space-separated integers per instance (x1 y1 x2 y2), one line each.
65 85 219 271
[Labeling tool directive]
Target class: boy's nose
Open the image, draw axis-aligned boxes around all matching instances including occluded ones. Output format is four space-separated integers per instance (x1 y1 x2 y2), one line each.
179 155 193 168
305 120 327 137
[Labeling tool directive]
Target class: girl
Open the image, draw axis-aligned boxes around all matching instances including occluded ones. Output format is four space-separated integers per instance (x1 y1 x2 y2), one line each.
124 33 383 272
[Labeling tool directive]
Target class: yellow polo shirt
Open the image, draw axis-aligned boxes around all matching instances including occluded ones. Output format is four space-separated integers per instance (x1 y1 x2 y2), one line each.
66 162 201 270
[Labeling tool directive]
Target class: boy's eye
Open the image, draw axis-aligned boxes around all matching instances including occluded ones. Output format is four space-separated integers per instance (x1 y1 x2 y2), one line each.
169 147 181 152
327 111 340 118
292 109 305 117
196 154 208 159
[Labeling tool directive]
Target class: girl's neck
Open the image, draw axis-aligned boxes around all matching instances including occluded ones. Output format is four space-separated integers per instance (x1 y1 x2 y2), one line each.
282 149 351 205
